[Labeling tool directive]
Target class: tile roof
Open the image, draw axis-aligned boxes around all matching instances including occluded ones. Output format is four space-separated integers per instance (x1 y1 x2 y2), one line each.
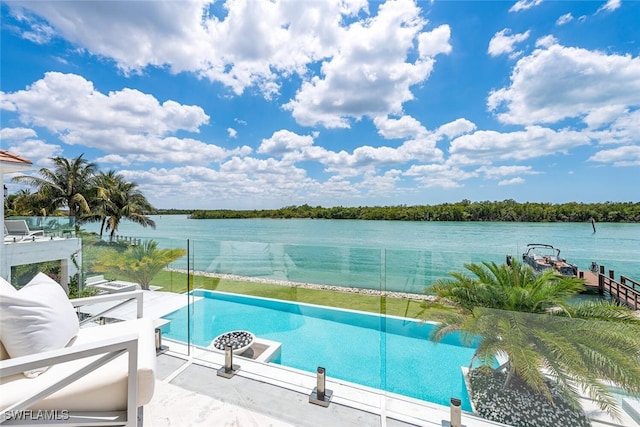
0 149 32 166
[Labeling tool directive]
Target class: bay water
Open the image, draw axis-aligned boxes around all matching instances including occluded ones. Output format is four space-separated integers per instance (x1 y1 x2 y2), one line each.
91 216 640 294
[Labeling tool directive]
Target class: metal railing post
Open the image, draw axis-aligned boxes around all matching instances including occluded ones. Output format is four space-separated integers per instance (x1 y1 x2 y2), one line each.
450 397 462 427
217 345 239 378
309 366 332 407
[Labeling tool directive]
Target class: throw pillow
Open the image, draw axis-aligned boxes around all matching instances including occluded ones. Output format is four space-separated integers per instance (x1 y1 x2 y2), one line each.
0 273 80 377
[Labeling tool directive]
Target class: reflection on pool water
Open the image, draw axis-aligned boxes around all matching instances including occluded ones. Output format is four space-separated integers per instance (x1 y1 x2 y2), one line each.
161 290 478 410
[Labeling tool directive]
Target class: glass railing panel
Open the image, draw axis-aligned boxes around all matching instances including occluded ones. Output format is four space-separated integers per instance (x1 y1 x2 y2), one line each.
76 233 191 355
381 248 473 423
70 216 640 426
4 222 81 291
463 308 640 427
382 251 640 427
163 239 384 424
5 215 76 238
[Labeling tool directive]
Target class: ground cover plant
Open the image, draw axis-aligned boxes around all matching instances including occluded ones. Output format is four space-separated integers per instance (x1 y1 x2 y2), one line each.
469 367 590 427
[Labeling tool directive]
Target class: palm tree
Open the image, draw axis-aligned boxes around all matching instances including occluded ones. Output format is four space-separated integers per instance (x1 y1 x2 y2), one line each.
93 240 186 290
12 155 98 229
426 260 640 419
88 170 124 239
85 170 156 240
103 176 155 240
5 189 46 216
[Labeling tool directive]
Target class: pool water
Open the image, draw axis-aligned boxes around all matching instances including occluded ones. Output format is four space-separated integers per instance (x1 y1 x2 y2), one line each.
161 290 477 410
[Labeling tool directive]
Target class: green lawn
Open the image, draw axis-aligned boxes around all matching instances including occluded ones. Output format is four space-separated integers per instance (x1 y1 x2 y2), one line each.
81 238 427 319
148 269 426 319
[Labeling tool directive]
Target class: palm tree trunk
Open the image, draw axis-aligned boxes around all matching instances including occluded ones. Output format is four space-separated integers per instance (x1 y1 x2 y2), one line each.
503 364 515 389
99 218 106 239
493 360 510 373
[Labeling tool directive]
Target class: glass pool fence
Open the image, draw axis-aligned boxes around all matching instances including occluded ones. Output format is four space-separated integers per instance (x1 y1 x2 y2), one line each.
76 235 640 427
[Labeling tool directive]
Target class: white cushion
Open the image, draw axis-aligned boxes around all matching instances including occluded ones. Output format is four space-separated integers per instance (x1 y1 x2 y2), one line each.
0 276 15 294
0 277 14 361
0 318 156 411
0 273 79 376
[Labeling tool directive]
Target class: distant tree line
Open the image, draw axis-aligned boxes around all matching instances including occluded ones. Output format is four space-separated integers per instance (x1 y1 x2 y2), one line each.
155 208 193 215
189 200 640 223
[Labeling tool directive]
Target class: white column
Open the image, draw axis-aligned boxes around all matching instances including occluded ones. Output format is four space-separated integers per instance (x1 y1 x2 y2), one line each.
0 173 6 281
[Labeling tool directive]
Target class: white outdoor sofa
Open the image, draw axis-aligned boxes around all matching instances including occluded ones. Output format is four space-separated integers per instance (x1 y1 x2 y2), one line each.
0 277 156 427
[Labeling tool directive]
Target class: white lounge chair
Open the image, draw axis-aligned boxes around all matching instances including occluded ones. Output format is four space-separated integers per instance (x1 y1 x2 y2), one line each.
4 220 45 241
0 275 155 427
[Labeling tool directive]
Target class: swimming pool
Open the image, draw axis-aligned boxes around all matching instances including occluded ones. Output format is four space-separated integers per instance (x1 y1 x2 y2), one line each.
161 290 477 410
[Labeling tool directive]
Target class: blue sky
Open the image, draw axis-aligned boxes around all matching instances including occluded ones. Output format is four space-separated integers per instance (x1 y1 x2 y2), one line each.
1 0 639 209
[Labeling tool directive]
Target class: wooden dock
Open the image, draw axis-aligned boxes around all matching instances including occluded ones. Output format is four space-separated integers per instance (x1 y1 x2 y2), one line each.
580 266 640 311
578 269 599 291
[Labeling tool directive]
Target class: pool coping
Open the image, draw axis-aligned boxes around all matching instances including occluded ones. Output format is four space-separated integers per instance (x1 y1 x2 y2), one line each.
161 338 507 427
156 290 639 427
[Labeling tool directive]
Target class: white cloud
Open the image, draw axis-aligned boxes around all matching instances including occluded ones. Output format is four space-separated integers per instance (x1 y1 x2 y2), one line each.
436 119 476 139
404 164 476 189
7 7 55 44
21 22 55 44
0 127 61 167
374 115 428 140
4 1 635 205
0 72 255 165
257 126 443 175
0 127 37 140
509 0 543 13
1 72 209 134
488 29 530 57
6 0 453 151
498 177 525 186
283 3 451 128
358 169 402 195
583 105 628 129
394 162 538 193
258 130 315 156
121 166 225 207
319 136 443 171
417 24 452 57
6 0 212 72
5 139 63 167
487 43 640 126
448 126 591 165
588 145 640 167
6 0 371 97
597 0 621 14
556 13 573 26
476 165 539 179
195 155 334 203
590 109 640 145
95 154 132 167
535 35 557 49
0 92 16 111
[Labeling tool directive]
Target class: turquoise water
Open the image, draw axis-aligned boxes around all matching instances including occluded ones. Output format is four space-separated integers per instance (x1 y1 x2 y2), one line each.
161 290 477 410
90 216 640 293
